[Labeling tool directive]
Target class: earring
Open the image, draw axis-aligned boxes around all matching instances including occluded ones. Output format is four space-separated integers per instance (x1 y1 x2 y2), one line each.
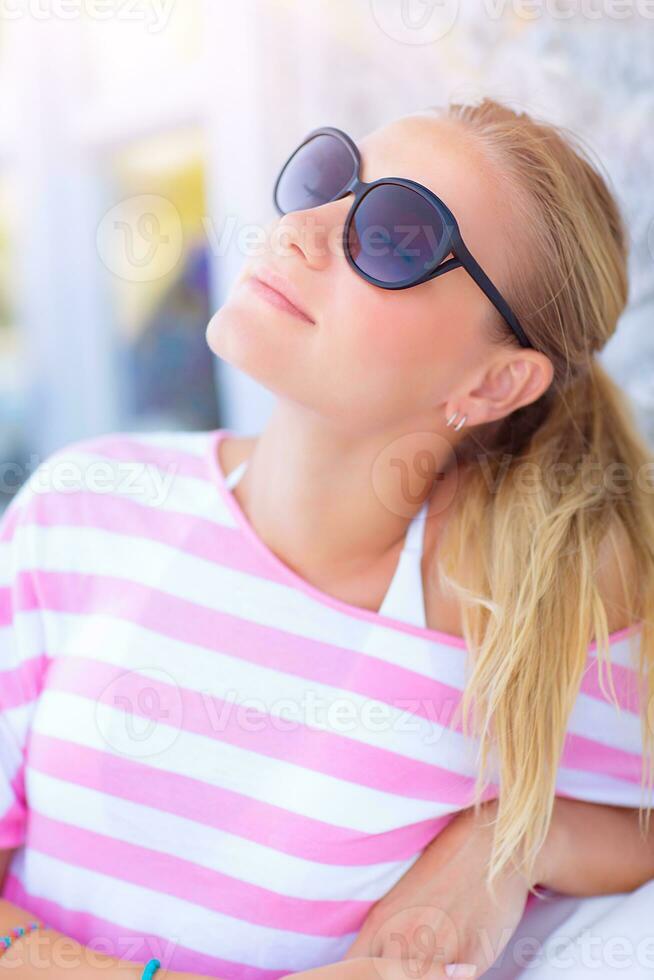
446 410 467 432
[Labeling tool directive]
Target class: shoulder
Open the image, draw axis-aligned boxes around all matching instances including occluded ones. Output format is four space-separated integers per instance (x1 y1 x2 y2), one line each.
13 428 215 516
595 519 640 635
40 427 213 470
421 484 640 640
54 428 213 461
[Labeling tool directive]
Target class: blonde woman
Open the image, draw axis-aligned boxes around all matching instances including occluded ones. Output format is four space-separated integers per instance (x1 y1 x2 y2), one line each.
0 98 653 980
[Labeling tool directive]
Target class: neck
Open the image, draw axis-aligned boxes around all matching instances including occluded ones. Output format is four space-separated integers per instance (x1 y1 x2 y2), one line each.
228 401 463 582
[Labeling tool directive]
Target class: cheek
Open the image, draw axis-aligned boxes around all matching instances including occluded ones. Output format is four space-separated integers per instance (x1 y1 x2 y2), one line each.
330 280 480 419
325 289 438 417
345 288 442 367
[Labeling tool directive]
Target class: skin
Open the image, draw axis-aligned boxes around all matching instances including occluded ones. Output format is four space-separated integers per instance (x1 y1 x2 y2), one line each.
202 113 654 977
205 113 554 632
344 798 532 974
0 116 648 980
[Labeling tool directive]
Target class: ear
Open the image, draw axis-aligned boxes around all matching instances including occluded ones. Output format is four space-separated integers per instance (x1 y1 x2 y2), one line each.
464 353 554 425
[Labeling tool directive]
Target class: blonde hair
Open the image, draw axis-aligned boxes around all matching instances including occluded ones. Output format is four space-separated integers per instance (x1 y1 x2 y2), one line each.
426 97 654 897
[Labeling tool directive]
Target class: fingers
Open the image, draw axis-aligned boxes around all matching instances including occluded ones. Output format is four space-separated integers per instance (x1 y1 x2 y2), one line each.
366 956 478 980
342 904 483 976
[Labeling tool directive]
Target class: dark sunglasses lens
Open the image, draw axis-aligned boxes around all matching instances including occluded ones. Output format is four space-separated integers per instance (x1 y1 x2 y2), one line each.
275 134 356 214
347 184 447 285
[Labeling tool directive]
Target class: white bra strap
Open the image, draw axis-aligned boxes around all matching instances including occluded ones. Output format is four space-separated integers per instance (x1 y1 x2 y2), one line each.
402 498 430 555
376 499 429 628
224 460 248 490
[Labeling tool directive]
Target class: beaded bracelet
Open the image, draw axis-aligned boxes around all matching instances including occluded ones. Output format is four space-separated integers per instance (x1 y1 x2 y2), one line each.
0 920 44 955
142 958 161 980
1 927 159 979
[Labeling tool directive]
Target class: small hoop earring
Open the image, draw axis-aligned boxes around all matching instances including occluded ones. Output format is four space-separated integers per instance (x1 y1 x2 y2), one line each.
446 410 467 432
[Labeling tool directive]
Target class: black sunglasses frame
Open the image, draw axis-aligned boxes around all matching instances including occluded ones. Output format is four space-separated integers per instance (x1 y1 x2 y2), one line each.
273 125 532 350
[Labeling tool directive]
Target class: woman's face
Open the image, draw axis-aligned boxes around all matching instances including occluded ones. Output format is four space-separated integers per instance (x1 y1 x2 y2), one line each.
206 113 518 431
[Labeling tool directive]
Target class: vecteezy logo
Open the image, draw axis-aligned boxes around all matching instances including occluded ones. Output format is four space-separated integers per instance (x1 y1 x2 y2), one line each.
366 903 460 980
370 430 459 519
94 666 184 760
96 194 184 283
369 0 460 44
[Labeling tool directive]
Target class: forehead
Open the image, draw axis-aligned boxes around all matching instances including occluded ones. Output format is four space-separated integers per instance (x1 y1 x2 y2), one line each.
357 114 513 264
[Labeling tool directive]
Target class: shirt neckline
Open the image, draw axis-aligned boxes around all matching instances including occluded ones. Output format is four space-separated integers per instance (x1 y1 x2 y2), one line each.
206 426 468 647
205 427 641 654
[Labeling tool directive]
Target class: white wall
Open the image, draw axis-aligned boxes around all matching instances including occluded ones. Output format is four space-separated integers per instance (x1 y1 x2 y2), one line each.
2 1 652 448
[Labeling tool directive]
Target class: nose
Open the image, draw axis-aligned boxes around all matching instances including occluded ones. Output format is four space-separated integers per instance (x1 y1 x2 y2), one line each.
271 197 352 273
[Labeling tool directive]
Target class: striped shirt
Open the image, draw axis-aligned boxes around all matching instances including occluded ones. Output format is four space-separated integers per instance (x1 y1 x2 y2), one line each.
0 427 647 979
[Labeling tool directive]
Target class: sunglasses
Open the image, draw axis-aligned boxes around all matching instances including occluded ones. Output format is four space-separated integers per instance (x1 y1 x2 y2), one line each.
272 126 532 350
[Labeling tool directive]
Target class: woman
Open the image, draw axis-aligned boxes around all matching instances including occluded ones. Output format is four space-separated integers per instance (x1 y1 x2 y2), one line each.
0 97 653 980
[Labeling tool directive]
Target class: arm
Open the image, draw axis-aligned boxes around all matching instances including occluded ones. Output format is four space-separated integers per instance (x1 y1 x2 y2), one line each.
0 885 199 980
345 795 654 975
0 851 459 980
533 794 654 895
0 897 459 980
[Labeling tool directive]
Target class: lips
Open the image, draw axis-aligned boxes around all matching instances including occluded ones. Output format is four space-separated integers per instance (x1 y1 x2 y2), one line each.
249 266 315 323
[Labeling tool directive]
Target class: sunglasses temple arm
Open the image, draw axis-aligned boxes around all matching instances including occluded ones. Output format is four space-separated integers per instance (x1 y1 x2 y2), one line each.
452 238 532 349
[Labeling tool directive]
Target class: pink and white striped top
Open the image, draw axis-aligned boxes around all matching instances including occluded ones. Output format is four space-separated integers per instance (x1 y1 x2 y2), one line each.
0 428 647 979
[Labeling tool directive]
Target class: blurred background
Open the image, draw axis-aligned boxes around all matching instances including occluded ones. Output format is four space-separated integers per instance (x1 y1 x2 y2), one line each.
0 0 653 511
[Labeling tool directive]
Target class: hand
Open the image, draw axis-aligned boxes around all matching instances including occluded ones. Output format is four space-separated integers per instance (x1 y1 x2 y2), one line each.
343 800 534 978
287 954 486 980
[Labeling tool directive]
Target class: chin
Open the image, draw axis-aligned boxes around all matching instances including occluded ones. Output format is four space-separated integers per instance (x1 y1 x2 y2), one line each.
205 305 265 369
204 305 301 398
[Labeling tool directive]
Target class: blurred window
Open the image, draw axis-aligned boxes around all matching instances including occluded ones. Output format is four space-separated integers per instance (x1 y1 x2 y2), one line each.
100 129 218 432
0 173 27 514
80 2 202 101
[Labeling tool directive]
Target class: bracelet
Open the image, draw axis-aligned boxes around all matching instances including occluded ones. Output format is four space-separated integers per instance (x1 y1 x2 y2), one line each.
142 958 161 980
0 920 45 956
